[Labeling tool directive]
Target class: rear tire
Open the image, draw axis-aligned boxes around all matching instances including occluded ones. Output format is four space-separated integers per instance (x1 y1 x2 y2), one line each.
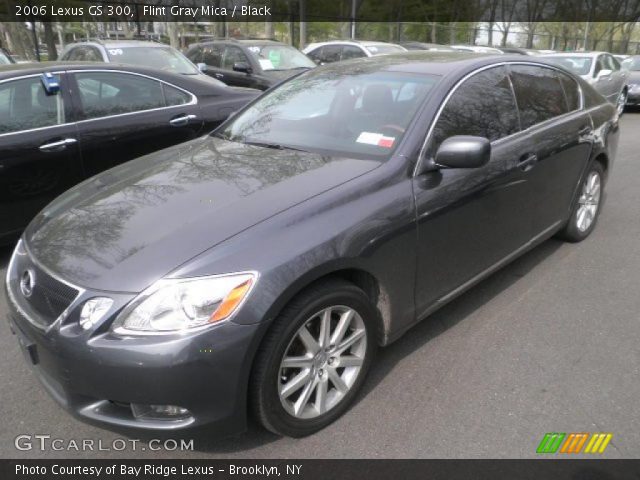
250 279 377 437
558 161 605 242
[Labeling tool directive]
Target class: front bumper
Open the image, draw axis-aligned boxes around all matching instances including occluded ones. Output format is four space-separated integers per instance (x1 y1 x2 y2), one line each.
4 248 262 434
626 88 640 105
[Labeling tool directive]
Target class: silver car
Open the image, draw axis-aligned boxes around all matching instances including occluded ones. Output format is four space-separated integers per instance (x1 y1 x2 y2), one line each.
544 52 628 114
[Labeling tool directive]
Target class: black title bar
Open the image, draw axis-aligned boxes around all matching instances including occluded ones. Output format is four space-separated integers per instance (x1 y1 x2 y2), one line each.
3 459 640 480
1 0 640 23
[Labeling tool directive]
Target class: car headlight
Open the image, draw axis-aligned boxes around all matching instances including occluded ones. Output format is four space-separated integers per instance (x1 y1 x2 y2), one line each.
112 272 257 334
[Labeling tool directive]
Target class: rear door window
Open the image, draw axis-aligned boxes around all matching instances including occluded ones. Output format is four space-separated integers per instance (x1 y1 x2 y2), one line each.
431 66 520 151
557 71 581 111
163 84 192 106
341 45 366 60
84 47 103 62
321 45 342 63
75 72 165 119
509 65 569 129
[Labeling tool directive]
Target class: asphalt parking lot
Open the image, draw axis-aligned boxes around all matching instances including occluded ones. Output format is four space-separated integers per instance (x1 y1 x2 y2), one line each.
1 113 639 459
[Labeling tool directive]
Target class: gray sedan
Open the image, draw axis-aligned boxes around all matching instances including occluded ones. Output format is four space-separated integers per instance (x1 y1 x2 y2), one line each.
621 56 640 106
545 52 628 114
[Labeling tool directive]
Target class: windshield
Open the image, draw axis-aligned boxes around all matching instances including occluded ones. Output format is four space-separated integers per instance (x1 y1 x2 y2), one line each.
218 68 439 160
246 44 315 71
365 44 406 56
622 57 640 71
0 50 12 64
106 46 199 74
547 57 592 76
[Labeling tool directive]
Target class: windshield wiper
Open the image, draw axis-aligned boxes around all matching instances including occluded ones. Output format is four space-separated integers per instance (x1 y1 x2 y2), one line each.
243 140 307 152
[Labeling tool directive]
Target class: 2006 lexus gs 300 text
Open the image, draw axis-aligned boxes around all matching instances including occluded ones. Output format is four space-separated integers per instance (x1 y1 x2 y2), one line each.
5 53 618 437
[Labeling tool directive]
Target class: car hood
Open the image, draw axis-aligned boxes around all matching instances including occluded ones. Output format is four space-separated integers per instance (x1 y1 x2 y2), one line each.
25 136 380 292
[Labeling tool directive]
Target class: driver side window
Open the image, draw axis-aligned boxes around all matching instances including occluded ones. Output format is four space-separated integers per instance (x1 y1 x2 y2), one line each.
430 66 519 155
222 46 249 71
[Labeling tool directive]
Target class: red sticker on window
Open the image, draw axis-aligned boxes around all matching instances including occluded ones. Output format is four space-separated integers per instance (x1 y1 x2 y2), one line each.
377 136 395 148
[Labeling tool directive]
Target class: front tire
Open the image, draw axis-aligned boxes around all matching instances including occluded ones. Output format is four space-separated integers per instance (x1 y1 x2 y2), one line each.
250 279 377 437
558 161 605 242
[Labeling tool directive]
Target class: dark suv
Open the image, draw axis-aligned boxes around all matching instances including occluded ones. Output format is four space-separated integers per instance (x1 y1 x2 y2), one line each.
186 39 315 90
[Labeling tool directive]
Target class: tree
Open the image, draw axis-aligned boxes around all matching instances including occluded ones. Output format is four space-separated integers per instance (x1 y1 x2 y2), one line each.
42 19 58 60
496 0 517 46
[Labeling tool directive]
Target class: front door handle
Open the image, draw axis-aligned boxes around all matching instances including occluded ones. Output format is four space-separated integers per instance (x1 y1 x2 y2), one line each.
214 73 224 79
518 153 538 171
169 114 197 127
39 138 77 152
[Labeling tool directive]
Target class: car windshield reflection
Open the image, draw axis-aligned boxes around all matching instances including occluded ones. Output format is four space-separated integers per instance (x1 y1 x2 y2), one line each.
220 67 440 160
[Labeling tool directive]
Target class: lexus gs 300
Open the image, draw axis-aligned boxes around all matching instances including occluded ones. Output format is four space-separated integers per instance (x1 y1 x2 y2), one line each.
5 53 618 437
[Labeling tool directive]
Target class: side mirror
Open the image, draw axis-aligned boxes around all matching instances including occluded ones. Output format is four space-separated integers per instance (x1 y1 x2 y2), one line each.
233 62 253 74
197 62 208 72
435 136 491 169
596 69 612 80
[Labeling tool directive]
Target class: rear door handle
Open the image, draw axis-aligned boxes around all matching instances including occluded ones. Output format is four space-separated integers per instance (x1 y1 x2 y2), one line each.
518 153 538 171
39 138 77 152
169 114 197 127
214 73 224 79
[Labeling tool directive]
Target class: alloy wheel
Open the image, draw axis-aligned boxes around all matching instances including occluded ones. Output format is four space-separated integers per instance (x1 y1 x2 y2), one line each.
576 171 601 232
278 305 367 419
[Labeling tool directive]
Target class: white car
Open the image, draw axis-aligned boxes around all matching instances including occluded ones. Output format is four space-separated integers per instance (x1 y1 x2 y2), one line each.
303 40 407 65
450 45 504 54
544 52 628 114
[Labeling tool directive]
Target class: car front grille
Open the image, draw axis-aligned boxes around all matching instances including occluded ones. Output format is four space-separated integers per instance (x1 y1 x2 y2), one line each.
7 243 81 328
25 261 79 325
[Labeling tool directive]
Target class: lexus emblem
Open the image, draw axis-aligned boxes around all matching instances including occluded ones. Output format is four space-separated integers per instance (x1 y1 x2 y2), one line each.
20 270 35 298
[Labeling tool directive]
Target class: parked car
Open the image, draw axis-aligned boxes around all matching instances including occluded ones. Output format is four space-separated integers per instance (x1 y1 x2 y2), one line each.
0 47 15 64
0 62 258 244
186 39 315 90
400 42 456 52
303 40 407 64
621 56 640 106
59 40 215 80
5 53 618 438
615 54 630 63
544 52 628 114
496 47 538 55
450 45 504 54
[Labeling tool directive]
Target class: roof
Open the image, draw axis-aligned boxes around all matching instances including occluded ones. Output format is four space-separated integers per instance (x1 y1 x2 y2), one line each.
544 52 607 58
190 38 285 47
308 51 573 79
67 40 170 49
308 40 402 47
0 61 229 94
